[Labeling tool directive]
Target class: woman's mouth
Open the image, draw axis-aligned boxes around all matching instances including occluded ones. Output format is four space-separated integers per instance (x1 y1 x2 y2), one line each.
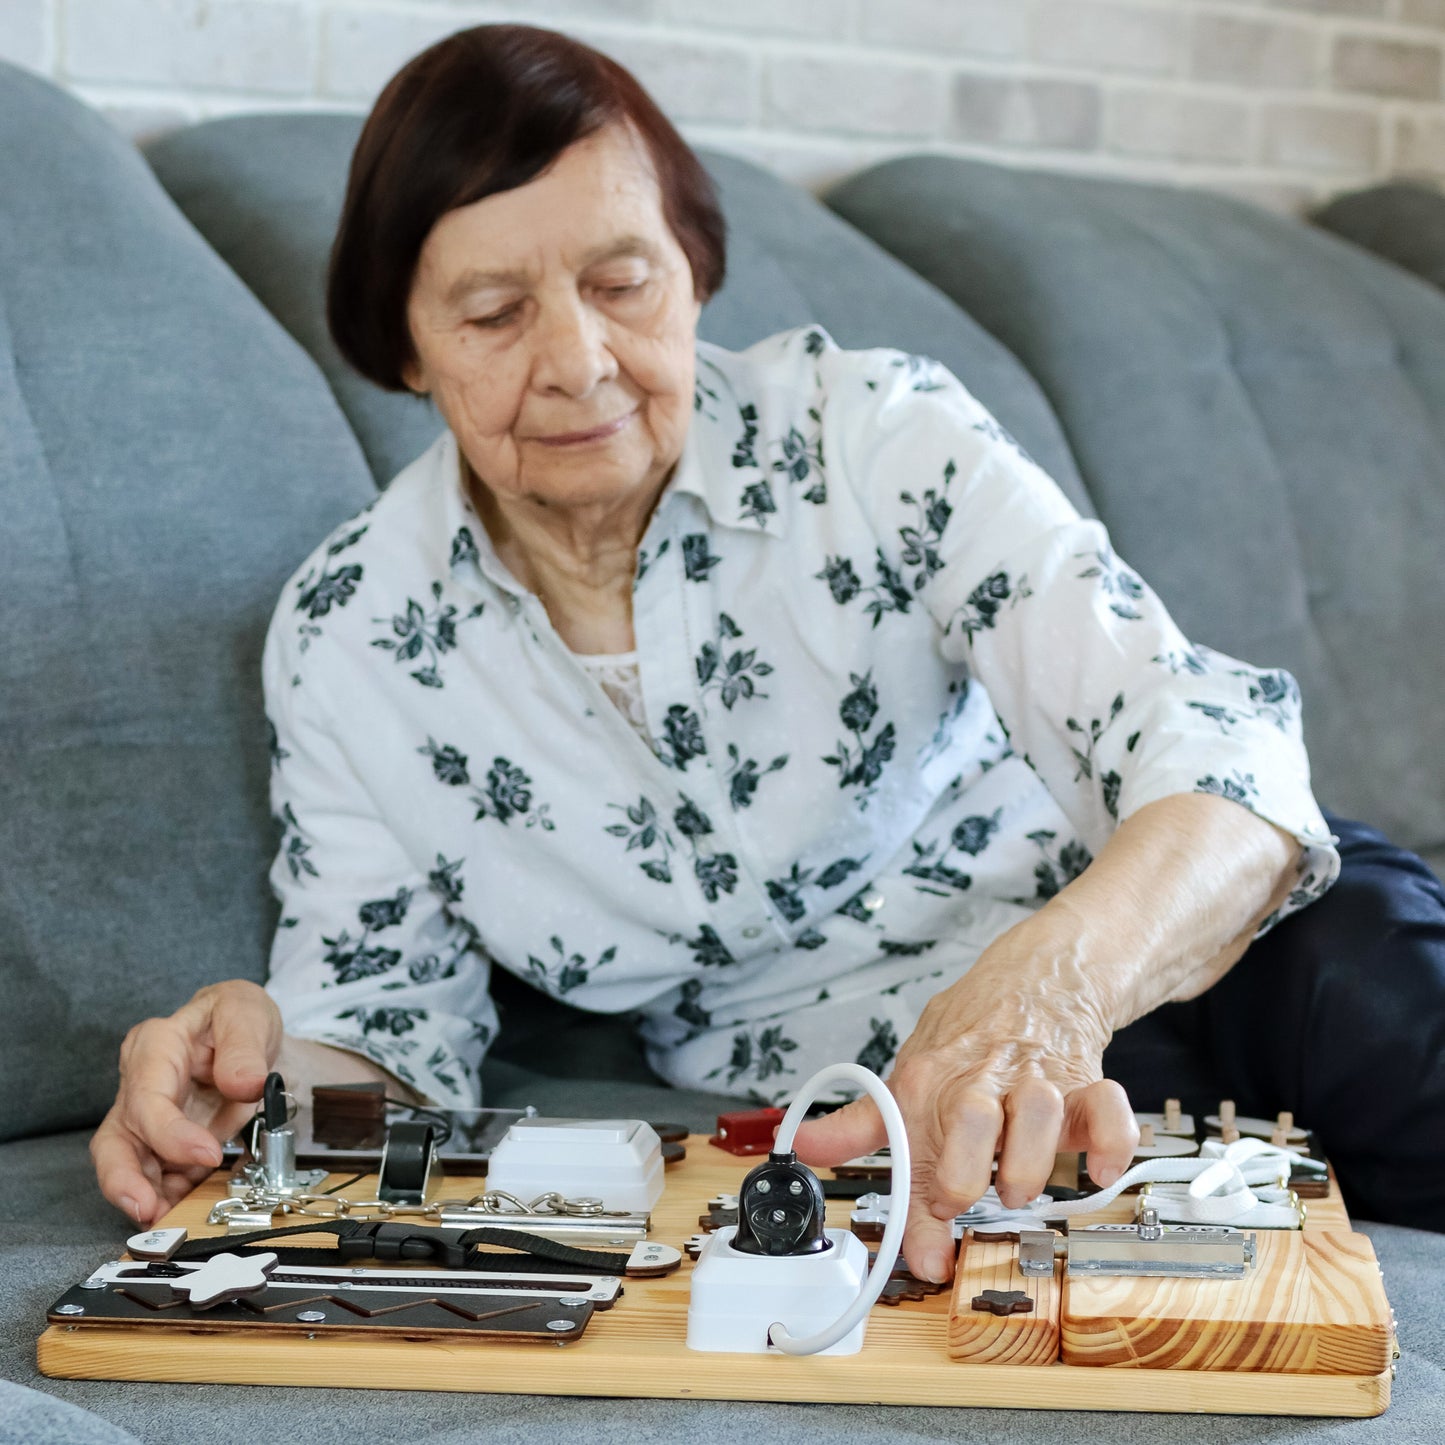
533 409 638 447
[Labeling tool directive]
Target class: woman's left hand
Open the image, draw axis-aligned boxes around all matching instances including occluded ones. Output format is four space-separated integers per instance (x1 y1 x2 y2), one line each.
791 909 1138 1285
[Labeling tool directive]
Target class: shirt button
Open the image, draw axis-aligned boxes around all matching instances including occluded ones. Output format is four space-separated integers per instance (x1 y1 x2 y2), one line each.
741 925 763 940
861 890 885 913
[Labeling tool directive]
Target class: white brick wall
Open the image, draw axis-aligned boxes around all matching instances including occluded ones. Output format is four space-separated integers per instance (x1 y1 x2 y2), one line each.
4 0 1445 214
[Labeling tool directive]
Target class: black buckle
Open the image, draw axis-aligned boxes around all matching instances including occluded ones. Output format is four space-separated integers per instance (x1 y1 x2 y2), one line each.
335 1222 470 1269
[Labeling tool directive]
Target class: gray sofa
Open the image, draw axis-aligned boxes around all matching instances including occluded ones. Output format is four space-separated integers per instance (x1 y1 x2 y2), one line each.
1 60 1441 1443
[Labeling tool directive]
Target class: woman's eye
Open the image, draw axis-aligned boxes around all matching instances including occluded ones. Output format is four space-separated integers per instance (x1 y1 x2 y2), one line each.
472 305 519 329
600 281 645 298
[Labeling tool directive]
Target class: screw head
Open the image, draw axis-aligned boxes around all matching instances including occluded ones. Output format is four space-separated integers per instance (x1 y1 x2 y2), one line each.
557 1297 589 1307
789 1180 803 1195
56 1303 85 1316
546 1319 577 1332
79 1278 107 1291
296 1310 326 1323
755 1179 771 1194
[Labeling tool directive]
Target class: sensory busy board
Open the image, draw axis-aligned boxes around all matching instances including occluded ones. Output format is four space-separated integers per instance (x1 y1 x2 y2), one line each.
38 1124 1394 1416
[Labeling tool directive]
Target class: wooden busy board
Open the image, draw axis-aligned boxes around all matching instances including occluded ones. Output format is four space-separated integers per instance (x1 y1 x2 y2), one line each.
37 1137 1394 1416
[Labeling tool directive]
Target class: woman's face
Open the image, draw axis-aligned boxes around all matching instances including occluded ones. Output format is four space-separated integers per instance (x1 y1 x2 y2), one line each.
404 124 704 515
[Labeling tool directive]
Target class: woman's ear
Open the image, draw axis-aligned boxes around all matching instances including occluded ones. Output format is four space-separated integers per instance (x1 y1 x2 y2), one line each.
400 354 428 397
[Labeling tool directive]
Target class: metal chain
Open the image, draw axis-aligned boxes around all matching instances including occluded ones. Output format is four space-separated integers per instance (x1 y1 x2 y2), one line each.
211 1187 618 1226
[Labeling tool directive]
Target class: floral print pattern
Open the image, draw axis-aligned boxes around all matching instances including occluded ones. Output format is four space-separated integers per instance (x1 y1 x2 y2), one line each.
263 325 1339 1108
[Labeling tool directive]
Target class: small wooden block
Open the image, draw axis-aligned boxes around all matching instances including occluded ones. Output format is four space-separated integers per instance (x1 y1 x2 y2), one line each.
947 1231 1060 1366
1061 1230 1391 1374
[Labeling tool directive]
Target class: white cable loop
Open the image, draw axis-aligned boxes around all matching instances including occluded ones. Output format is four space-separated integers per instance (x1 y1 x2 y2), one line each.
766 1063 910 1356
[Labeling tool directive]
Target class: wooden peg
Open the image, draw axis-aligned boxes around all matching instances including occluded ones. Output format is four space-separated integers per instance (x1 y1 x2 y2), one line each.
1164 1099 1182 1133
1278 1111 1294 1132
1221 1124 1241 1144
1219 1099 1236 1128
1271 1124 1291 1148
1139 1123 1155 1149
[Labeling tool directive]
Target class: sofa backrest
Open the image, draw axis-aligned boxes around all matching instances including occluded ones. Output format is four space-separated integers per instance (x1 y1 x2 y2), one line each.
144 116 1089 513
1314 181 1445 297
0 65 377 1141
830 156 1445 852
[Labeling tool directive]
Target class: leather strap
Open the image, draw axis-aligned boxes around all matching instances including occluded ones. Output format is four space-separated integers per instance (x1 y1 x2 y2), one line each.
173 1219 636 1276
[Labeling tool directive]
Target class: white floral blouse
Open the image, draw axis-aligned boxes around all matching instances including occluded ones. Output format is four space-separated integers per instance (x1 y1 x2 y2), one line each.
262 326 1339 1106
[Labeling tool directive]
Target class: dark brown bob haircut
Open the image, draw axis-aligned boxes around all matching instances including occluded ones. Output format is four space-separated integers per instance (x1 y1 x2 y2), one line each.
327 24 727 392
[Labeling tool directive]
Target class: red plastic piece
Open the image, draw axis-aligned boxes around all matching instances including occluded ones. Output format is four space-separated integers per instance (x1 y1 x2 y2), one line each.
709 1106 785 1156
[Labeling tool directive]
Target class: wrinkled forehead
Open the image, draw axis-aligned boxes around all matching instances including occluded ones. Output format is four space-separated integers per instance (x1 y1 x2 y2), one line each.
412 124 676 301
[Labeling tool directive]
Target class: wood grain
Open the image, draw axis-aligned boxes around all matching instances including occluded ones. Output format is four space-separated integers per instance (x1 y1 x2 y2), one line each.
1062 1230 1392 1374
36 1138 1391 1416
947 1231 1059 1365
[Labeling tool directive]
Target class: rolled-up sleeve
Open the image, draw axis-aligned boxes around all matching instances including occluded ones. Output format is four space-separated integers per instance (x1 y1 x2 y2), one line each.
262 614 497 1105
828 344 1340 927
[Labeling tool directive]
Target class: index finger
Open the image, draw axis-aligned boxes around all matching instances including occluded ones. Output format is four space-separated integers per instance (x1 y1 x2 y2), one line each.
206 983 282 1099
120 1020 229 1169
790 1095 888 1167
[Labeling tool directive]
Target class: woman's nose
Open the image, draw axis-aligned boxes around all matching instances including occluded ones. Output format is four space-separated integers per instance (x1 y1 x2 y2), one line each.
531 297 617 398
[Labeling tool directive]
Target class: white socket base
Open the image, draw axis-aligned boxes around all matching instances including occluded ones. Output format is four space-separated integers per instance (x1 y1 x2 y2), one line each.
485 1117 664 1214
686 1225 871 1355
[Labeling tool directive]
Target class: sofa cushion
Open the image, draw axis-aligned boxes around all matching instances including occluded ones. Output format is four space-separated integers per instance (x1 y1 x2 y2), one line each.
0 64 377 1142
829 157 1445 853
1314 181 1445 295
144 115 1089 512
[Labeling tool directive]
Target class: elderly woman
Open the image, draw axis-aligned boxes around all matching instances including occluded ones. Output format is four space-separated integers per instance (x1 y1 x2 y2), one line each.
92 25 1445 1272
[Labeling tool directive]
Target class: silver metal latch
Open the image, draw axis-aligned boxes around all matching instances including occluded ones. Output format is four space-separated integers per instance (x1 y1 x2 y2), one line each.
1019 1208 1257 1280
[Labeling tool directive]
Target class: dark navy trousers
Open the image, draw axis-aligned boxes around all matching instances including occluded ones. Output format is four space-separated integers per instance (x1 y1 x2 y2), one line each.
1103 812 1445 1232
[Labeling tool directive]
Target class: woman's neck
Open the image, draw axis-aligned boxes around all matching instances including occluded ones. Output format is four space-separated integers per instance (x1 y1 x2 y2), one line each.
467 465 660 655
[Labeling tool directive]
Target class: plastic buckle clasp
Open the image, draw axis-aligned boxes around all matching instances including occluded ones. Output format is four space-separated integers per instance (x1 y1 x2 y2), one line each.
336 1221 470 1269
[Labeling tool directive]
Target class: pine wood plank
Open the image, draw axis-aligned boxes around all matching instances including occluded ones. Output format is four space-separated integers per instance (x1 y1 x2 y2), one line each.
947 1231 1060 1365
1061 1230 1392 1373
35 1136 1391 1416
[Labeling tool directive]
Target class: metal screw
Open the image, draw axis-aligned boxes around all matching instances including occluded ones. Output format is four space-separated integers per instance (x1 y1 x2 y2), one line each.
607 1238 626 1246
546 1319 577 1332
296 1310 326 1323
772 1209 786 1223
79 1279 107 1291
557 1297 589 1307
789 1181 803 1195
351 1267 366 1275
756 1179 771 1194
338 1282 354 1290
56 1304 85 1316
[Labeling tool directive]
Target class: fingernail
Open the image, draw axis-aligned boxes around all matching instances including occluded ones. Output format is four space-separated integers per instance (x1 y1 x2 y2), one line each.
191 1145 218 1167
119 1196 142 1224
1096 1165 1121 1188
920 1253 951 1285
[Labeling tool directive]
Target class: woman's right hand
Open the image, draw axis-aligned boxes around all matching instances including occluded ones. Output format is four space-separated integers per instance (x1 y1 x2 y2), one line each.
90 980 283 1227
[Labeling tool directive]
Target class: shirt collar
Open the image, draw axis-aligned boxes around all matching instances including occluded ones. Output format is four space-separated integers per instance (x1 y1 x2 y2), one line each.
671 347 786 539
438 344 785 593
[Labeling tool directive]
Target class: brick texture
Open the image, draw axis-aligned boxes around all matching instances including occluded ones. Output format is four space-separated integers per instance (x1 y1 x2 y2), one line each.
1108 88 1253 164
66 0 313 94
0 0 49 71
5 0 1443 216
1333 34 1443 100
1261 102 1381 171
1191 15 1320 90
952 73 1103 151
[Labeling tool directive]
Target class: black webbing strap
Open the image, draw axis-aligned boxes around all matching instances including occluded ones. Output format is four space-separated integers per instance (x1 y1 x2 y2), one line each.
173 1219 635 1276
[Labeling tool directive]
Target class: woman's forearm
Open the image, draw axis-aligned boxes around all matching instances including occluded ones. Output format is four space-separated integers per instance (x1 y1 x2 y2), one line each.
1035 792 1302 1032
